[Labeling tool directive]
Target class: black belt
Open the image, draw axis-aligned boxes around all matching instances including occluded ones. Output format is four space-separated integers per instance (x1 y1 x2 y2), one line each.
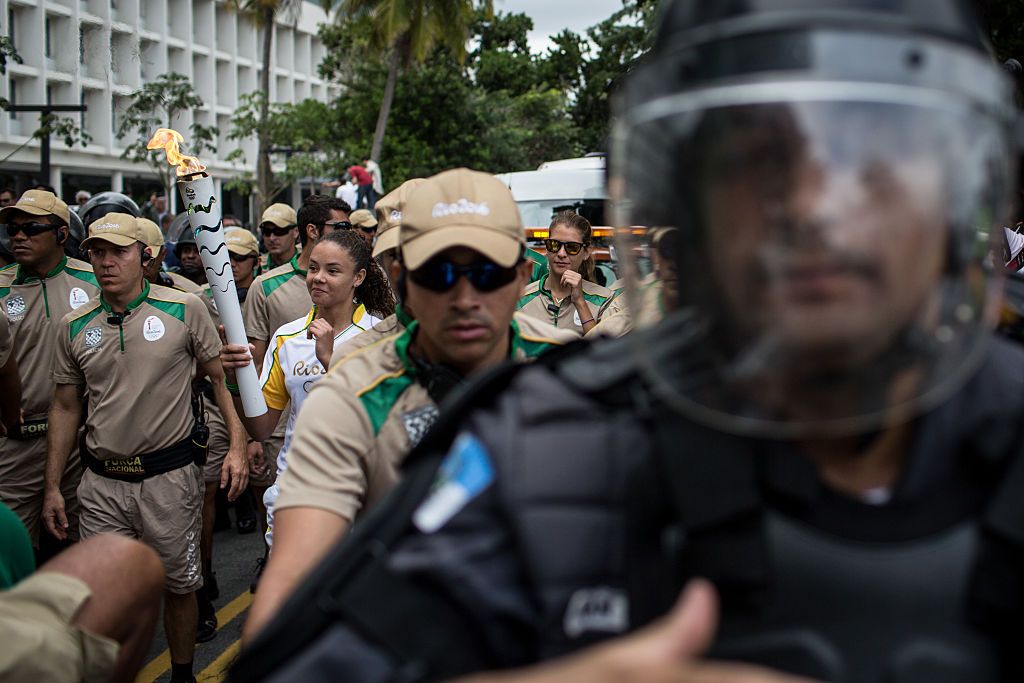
8 417 48 440
81 431 205 481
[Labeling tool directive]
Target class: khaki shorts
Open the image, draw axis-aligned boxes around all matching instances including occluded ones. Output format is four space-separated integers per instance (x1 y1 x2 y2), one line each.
249 431 283 488
0 436 82 546
0 571 119 683
203 403 230 484
78 466 203 594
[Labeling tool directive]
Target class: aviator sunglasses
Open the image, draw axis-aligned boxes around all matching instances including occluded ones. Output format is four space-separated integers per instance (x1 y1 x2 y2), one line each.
409 257 519 293
261 223 297 237
6 221 60 237
544 238 585 256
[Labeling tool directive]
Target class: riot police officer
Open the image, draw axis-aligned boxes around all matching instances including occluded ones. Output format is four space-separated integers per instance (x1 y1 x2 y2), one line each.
231 1 1024 683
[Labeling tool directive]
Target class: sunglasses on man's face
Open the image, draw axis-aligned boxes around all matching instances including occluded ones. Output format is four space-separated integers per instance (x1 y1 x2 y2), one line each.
229 253 257 263
544 239 585 256
262 224 296 237
6 221 59 238
409 258 520 293
322 220 354 232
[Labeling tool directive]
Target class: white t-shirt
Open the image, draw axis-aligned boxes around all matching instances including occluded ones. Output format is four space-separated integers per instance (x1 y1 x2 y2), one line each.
260 305 382 475
336 182 359 209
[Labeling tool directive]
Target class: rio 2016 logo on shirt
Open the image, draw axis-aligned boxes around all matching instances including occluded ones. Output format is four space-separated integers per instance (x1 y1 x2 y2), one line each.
143 316 165 342
84 326 102 349
69 287 89 310
5 296 26 320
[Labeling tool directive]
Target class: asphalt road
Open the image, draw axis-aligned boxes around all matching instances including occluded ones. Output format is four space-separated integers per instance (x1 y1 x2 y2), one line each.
135 510 266 683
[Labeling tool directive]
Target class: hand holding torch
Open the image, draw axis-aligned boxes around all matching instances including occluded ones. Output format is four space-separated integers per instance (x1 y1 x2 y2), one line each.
147 128 268 417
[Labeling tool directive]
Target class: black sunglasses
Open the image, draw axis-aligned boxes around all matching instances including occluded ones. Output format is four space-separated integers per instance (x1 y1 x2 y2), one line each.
262 224 296 237
409 258 520 293
229 252 257 263
6 221 60 237
323 220 354 231
544 239 585 256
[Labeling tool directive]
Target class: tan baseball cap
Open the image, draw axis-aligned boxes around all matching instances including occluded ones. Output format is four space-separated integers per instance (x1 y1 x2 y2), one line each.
260 203 297 229
137 218 166 256
225 227 259 256
372 178 425 257
349 209 377 230
400 168 524 270
81 212 146 249
0 190 71 225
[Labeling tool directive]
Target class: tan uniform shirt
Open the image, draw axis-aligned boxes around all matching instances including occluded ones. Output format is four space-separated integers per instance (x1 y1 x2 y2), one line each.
517 274 614 337
52 282 221 459
0 258 99 420
276 315 575 522
243 255 311 342
327 306 413 368
585 278 665 339
0 312 12 366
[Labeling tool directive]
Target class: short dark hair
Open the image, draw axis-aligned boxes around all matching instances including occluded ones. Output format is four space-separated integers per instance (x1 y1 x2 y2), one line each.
0 187 15 197
297 195 351 247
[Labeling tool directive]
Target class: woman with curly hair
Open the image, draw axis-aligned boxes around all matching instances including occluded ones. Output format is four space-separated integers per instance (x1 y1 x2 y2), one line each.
220 229 395 544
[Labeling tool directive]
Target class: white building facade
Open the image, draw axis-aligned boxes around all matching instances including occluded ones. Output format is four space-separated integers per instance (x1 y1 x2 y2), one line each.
0 0 338 220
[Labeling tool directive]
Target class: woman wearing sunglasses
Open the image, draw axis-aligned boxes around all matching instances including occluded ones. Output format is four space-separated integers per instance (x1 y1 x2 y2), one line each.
219 229 395 546
518 211 614 335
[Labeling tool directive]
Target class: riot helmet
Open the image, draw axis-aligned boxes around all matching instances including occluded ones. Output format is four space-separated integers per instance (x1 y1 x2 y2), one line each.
611 0 1019 437
65 209 86 260
80 191 141 231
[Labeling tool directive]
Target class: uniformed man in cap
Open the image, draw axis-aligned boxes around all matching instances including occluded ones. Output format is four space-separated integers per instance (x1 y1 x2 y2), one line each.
243 168 576 640
348 208 378 249
259 203 299 273
42 212 248 683
0 190 99 553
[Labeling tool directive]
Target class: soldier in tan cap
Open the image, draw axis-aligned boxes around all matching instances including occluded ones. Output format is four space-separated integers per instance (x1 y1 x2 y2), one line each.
258 203 298 273
140 217 248 640
243 168 576 640
0 190 99 552
347 208 378 249
42 211 248 683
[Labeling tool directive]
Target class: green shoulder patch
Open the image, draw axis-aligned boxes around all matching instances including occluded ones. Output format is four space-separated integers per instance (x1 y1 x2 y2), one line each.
66 266 99 288
261 271 297 298
69 305 103 341
146 296 186 323
358 372 414 436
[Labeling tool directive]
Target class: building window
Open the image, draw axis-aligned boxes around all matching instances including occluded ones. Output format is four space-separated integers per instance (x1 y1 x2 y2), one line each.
46 85 54 104
44 17 53 58
8 79 16 118
79 27 85 64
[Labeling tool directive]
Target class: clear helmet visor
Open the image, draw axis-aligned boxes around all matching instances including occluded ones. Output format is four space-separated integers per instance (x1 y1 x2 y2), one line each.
612 90 1015 437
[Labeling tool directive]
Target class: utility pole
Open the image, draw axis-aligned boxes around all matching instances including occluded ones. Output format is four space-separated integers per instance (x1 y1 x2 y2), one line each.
6 104 87 185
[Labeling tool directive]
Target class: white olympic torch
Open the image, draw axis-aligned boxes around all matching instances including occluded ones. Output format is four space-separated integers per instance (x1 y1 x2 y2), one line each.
147 129 268 417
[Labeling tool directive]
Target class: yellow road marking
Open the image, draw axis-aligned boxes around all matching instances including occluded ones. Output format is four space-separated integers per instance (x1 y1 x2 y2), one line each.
134 591 254 683
198 639 241 682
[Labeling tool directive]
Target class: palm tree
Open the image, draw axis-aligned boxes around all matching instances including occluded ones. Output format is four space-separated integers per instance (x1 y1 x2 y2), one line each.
228 0 300 214
338 0 493 163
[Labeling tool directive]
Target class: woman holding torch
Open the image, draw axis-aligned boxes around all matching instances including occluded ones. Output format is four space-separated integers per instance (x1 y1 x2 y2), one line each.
219 230 395 545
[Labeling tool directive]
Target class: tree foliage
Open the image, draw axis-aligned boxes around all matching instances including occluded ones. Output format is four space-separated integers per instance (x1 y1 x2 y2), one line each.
116 73 216 199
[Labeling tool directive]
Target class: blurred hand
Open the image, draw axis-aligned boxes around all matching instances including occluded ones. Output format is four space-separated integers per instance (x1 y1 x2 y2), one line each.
248 441 267 477
42 488 68 541
219 325 256 376
454 580 817 683
561 269 584 303
221 445 249 501
308 318 336 370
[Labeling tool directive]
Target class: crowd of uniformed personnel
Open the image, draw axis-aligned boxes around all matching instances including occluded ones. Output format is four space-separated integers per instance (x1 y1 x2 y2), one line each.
0 164 644 683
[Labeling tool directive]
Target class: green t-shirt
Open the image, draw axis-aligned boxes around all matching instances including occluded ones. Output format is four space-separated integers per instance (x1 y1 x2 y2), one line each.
0 502 34 588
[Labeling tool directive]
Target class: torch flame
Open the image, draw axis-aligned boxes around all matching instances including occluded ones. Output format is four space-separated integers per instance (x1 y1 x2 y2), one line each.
146 128 207 177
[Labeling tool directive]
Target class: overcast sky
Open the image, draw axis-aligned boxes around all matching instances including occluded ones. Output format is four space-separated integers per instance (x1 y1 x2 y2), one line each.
495 0 627 53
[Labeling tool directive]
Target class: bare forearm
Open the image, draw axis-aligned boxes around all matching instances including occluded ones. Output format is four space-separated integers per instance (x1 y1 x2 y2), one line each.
46 401 81 491
212 380 248 451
